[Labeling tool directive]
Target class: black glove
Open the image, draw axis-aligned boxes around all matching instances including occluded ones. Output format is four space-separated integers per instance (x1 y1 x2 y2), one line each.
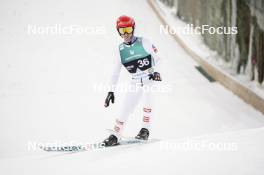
149 72 162 81
104 92 114 107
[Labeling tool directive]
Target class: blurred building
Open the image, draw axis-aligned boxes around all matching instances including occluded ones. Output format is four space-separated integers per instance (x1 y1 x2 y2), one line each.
160 0 264 84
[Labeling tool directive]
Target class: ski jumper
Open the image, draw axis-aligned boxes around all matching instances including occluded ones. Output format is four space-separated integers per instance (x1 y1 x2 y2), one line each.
109 36 161 138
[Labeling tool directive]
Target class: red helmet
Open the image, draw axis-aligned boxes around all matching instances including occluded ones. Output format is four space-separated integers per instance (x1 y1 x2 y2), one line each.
116 15 135 29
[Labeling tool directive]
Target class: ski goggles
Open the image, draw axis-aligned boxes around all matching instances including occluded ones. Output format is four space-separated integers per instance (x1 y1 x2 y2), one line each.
118 27 134 35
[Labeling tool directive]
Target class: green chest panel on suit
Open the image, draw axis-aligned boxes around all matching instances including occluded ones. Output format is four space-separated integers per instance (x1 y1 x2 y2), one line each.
119 37 153 73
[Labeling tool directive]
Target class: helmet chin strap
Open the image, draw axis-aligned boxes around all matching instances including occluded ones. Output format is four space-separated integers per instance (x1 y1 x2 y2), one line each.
124 35 136 45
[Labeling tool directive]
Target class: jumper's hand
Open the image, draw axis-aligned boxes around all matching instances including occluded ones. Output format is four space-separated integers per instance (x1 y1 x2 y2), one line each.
104 92 115 107
149 72 162 81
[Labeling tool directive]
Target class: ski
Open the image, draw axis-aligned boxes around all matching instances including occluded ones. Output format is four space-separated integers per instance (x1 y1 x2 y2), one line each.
40 137 159 152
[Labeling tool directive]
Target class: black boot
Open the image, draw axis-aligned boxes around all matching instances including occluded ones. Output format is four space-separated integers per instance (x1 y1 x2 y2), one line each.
135 128 149 140
102 134 119 147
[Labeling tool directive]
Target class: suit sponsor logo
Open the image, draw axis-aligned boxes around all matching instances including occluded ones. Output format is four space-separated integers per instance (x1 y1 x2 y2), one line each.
129 50 134 55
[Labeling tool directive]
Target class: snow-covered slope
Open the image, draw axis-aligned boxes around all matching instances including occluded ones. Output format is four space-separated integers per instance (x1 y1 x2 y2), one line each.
1 127 264 175
0 0 264 174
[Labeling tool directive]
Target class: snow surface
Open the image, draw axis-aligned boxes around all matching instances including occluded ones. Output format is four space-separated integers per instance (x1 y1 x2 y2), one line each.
0 0 264 174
